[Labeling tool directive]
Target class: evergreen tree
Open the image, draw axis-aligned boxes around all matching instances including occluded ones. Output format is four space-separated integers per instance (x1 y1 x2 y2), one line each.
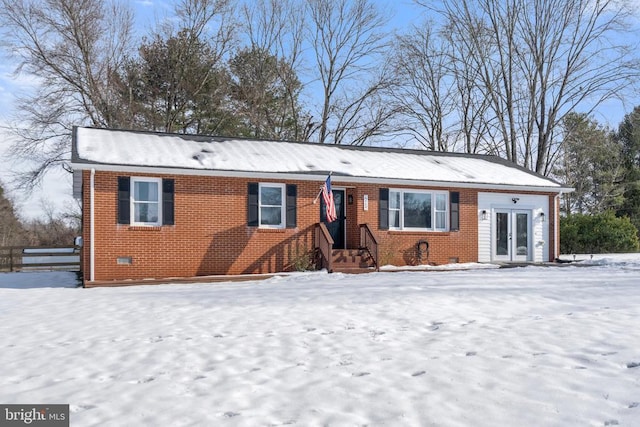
556 113 624 215
615 106 640 234
229 47 308 140
117 30 237 135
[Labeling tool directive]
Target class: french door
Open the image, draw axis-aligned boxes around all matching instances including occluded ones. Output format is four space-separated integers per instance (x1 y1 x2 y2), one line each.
493 209 531 262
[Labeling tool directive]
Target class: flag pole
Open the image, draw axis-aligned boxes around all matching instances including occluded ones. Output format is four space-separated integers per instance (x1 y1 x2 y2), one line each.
312 187 323 204
313 172 332 204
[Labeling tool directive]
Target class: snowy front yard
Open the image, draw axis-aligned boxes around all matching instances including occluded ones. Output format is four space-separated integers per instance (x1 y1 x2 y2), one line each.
1 256 640 426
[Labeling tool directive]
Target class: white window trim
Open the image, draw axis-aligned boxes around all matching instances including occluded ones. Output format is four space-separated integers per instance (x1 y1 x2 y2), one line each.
389 189 449 232
259 183 285 229
131 177 162 226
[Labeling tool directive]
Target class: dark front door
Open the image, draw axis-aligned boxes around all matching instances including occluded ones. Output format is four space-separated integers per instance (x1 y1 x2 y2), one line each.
320 188 345 249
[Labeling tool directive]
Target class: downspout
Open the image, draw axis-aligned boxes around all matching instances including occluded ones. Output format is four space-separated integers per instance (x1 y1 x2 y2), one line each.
554 192 561 261
90 168 95 282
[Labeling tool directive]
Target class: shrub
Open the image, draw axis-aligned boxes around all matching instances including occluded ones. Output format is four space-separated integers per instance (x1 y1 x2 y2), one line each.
288 243 314 271
560 211 639 254
378 235 402 266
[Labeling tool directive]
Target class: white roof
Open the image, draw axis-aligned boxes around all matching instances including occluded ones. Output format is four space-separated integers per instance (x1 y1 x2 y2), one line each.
71 127 568 191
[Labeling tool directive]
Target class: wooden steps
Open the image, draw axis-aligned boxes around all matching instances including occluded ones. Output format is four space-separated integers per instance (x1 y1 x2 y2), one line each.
331 249 376 273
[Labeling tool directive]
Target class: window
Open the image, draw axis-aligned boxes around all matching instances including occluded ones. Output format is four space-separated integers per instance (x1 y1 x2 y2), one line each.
117 177 174 226
388 189 448 231
247 183 296 228
403 191 432 228
259 183 285 228
131 177 162 226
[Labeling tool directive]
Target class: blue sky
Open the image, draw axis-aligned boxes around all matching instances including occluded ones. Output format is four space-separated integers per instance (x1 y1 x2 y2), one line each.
0 0 428 221
0 0 638 220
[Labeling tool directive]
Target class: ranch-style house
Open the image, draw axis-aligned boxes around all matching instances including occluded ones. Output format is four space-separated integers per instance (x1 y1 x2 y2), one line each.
71 126 572 287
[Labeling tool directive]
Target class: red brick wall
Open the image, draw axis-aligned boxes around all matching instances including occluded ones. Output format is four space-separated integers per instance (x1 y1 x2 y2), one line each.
83 171 322 281
81 171 553 283
348 184 478 266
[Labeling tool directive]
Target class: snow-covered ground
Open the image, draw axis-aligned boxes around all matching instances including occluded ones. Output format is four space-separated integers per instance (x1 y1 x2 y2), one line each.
1 254 639 426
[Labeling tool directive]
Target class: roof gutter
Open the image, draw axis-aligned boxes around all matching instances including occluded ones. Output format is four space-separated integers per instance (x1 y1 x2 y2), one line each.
70 162 574 194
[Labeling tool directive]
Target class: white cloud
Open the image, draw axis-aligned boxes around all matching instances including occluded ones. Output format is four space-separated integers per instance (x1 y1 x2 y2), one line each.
0 58 44 119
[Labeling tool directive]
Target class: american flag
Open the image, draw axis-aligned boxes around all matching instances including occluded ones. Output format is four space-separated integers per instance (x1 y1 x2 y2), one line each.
322 174 337 222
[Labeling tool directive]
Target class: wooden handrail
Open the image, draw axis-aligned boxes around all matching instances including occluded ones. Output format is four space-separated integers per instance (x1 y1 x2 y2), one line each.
315 223 334 272
359 223 379 271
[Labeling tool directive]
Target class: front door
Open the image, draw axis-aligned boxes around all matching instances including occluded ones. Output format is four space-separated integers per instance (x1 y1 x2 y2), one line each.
493 209 531 262
320 188 346 249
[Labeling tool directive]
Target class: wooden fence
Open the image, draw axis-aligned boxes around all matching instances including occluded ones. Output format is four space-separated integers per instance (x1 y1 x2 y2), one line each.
0 246 81 272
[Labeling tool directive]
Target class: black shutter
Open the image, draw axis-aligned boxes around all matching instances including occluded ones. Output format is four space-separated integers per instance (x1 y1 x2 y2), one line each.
450 191 460 231
286 184 297 228
117 177 130 224
247 183 259 226
379 188 389 230
162 179 175 225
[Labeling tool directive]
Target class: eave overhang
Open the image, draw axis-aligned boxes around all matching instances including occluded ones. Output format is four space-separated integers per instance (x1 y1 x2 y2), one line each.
70 161 574 194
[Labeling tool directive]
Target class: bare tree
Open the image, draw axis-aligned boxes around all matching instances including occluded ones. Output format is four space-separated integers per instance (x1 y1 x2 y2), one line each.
241 0 304 68
0 0 239 189
173 0 237 61
0 0 134 188
390 18 493 153
306 0 395 145
443 20 493 154
439 0 524 163
22 198 80 246
391 24 456 151
518 0 638 175
424 0 640 174
239 0 311 141
0 182 25 247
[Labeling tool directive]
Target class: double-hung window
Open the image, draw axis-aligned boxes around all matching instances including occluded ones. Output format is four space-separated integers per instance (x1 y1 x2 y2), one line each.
389 189 448 231
118 176 174 226
131 177 162 226
259 183 285 228
389 191 401 228
247 182 296 228
435 193 447 230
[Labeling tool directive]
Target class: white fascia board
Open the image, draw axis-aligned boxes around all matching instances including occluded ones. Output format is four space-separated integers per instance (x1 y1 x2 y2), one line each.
71 162 572 194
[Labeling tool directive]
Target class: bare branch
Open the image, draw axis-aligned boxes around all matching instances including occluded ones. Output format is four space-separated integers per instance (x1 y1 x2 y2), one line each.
306 0 393 145
0 0 134 187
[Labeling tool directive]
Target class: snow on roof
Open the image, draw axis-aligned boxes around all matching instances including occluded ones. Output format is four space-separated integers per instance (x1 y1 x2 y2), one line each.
71 127 567 191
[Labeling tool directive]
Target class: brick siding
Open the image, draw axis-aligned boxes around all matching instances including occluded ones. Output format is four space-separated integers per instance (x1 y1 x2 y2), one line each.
81 171 557 283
